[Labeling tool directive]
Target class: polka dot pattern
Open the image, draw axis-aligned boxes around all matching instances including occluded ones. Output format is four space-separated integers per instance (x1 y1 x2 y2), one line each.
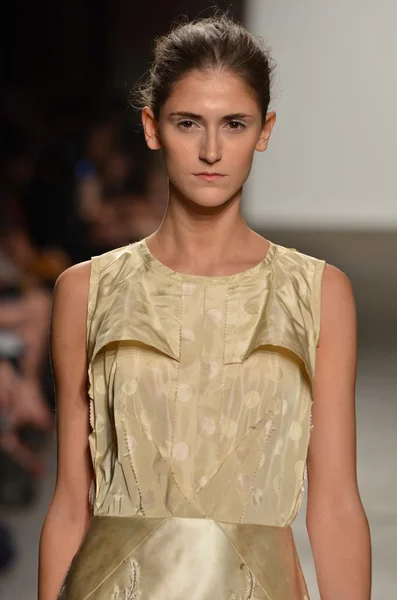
181 328 195 342
199 417 216 436
252 487 263 506
294 460 305 478
290 421 303 441
121 379 137 395
172 442 189 462
206 308 222 323
236 473 251 492
127 436 137 454
244 390 260 409
95 414 105 433
197 475 209 491
177 384 193 403
236 446 250 463
158 439 172 457
221 418 238 438
275 437 284 455
163 380 177 400
269 363 284 383
202 361 221 379
244 300 260 315
182 282 196 296
86 237 324 592
95 375 106 395
153 456 168 475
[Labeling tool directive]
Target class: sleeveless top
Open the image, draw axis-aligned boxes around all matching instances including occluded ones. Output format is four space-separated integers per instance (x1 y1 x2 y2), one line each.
61 238 326 600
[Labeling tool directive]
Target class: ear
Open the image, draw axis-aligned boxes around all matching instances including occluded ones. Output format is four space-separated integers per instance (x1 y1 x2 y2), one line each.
142 107 162 150
256 111 276 152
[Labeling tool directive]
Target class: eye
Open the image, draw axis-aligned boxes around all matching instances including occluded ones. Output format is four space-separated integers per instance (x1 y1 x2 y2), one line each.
177 120 197 130
226 120 246 131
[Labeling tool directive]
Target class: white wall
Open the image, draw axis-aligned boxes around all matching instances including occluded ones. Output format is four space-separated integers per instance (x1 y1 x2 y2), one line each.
244 0 397 229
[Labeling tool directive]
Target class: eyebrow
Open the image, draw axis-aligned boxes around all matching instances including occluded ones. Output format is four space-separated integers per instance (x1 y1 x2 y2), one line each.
169 111 254 121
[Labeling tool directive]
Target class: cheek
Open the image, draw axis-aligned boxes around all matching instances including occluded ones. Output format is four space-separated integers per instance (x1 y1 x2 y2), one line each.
225 139 257 170
162 139 194 172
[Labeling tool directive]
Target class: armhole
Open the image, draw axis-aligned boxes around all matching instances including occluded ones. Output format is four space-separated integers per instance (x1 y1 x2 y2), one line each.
86 255 100 360
311 259 326 347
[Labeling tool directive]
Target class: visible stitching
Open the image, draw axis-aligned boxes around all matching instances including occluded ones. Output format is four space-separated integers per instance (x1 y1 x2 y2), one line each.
178 283 184 362
86 255 101 356
198 410 274 517
168 471 208 518
120 400 145 516
168 286 184 482
218 284 230 464
213 521 272 600
285 402 312 526
110 557 142 599
191 282 207 491
230 563 256 600
87 382 96 511
239 413 276 524
82 518 167 600
121 397 206 516
241 562 256 599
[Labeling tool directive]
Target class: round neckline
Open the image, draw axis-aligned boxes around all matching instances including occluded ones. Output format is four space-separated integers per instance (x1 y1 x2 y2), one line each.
137 237 277 283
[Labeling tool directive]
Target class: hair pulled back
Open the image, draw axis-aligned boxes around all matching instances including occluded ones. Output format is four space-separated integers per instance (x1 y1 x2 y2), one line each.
133 14 276 121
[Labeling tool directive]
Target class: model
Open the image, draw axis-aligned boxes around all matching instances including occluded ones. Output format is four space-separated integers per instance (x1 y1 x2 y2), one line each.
39 13 371 600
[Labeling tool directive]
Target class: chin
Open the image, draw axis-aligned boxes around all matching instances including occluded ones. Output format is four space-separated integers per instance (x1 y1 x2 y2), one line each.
179 185 239 209
191 194 233 210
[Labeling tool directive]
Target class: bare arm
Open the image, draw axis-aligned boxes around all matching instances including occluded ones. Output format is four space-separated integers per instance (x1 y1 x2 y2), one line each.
306 264 371 599
38 261 93 600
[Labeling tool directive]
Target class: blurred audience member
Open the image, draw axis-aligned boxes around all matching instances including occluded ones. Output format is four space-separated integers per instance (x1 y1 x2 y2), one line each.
75 127 168 251
0 200 55 516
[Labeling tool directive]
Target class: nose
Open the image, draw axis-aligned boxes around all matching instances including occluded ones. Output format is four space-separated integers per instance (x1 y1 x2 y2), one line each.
199 129 222 164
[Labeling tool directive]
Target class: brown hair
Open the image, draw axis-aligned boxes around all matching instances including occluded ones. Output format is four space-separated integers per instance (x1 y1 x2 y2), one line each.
132 14 276 122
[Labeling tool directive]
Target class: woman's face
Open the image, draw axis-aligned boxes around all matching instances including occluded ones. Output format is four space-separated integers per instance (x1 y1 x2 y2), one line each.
143 69 276 208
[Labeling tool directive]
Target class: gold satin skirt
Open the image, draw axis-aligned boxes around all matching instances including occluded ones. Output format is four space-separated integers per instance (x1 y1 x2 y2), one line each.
59 516 309 599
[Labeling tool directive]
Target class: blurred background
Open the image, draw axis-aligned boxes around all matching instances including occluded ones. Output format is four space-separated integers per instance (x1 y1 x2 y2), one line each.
0 0 395 598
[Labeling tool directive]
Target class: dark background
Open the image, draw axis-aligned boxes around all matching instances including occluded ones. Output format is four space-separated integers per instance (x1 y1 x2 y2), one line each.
1 0 243 258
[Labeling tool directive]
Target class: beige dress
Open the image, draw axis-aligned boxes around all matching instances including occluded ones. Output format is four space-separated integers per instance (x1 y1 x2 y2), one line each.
59 238 326 600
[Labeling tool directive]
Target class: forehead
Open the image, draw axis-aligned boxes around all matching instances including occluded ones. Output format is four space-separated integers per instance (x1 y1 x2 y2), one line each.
163 69 259 116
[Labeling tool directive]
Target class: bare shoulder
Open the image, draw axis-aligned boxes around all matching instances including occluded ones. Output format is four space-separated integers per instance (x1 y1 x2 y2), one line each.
53 261 92 309
318 263 356 346
322 262 353 292
321 262 355 307
51 261 93 340
55 260 91 293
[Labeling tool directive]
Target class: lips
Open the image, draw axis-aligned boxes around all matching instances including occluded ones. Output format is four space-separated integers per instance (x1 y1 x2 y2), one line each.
195 173 226 182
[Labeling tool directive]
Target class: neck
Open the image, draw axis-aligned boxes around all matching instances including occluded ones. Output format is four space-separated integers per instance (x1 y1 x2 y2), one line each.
150 183 253 264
